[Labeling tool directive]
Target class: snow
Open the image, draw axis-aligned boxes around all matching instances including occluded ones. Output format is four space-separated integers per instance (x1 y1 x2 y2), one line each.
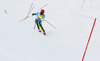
0 0 100 61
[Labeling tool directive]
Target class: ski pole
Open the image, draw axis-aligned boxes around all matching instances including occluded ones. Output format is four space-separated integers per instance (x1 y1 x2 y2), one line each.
34 24 36 29
45 20 56 29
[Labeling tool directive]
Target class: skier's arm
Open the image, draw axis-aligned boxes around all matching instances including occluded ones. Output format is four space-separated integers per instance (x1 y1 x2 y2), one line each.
26 13 38 19
30 13 37 17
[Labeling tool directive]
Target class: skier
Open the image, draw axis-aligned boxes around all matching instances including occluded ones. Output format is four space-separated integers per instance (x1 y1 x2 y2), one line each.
28 9 46 35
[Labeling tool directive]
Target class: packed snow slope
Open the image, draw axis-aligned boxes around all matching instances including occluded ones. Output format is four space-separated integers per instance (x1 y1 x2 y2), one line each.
0 0 100 61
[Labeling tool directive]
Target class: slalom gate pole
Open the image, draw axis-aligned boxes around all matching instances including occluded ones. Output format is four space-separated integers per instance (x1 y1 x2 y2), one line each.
20 3 34 22
70 12 94 19
19 17 27 22
4 10 7 14
26 2 33 17
81 0 85 8
39 4 48 10
28 6 35 15
82 18 97 61
45 20 56 29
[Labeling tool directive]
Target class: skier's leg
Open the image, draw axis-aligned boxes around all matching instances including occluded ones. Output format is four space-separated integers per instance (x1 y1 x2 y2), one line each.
38 21 45 33
35 19 41 31
37 21 46 35
39 24 46 35
40 25 45 33
37 22 40 29
37 22 41 32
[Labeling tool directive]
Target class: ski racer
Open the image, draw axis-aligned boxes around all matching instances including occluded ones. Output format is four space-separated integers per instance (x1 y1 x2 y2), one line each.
29 9 46 35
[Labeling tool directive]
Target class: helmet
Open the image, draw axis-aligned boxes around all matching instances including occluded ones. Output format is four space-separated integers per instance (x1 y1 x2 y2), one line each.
41 9 45 13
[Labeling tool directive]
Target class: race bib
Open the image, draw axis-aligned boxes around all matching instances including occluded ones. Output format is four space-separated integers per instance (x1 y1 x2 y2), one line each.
38 15 44 19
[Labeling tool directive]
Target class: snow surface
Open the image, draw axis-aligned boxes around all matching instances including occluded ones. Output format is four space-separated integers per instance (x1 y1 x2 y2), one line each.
0 0 100 61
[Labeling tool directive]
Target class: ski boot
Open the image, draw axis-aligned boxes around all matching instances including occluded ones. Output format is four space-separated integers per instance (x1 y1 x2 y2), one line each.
38 29 41 32
43 32 46 35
